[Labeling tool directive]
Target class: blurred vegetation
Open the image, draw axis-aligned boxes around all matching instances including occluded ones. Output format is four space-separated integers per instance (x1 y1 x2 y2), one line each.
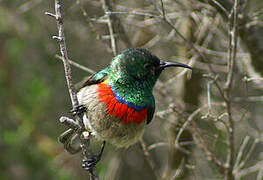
0 0 263 180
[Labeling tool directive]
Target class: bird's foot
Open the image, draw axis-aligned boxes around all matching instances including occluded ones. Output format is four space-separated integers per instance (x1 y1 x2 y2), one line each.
82 156 101 170
58 129 82 154
82 141 106 170
71 105 86 116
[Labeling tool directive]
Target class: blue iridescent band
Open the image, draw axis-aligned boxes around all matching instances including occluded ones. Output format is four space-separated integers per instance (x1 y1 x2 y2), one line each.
110 86 148 111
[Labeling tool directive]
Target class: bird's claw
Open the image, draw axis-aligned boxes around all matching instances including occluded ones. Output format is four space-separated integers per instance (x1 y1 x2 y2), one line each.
82 156 101 170
81 141 106 170
58 129 82 154
71 105 86 116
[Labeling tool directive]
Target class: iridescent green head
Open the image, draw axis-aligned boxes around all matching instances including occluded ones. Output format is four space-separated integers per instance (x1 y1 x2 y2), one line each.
108 48 192 91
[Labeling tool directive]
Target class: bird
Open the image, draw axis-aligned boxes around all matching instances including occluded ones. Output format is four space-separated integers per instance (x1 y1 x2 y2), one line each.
59 48 192 169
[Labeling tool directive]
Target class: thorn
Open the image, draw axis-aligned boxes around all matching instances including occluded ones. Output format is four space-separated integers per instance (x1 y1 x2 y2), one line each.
82 131 91 139
59 116 80 129
45 12 57 19
52 36 63 41
45 12 62 22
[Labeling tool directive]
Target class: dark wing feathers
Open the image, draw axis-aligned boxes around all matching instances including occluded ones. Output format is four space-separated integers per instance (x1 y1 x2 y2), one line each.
75 68 109 90
146 97 155 124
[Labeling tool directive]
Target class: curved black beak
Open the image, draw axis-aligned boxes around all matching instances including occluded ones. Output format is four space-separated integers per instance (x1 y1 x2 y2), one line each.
159 61 192 71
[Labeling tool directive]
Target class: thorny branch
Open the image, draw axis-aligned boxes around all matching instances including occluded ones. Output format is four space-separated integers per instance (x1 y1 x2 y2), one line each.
45 0 98 179
224 0 239 179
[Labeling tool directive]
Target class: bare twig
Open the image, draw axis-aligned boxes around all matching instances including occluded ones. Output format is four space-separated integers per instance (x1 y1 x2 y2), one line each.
101 0 118 56
191 122 225 174
236 138 259 172
236 161 263 178
243 76 263 82
224 0 239 179
172 103 226 173
207 80 212 113
148 142 168 151
174 107 203 155
45 1 98 179
139 139 161 180
233 136 250 171
211 0 229 17
234 96 263 102
106 11 159 18
55 54 96 74
257 168 263 180
170 158 185 180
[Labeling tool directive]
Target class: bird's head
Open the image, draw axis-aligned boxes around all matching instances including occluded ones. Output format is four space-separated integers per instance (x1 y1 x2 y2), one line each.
108 48 192 90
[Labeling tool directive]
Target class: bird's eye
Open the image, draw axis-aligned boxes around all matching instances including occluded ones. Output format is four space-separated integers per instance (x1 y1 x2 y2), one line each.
144 63 152 69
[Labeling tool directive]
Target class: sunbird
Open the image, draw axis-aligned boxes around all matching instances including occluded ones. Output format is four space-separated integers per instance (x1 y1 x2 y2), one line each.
59 48 192 169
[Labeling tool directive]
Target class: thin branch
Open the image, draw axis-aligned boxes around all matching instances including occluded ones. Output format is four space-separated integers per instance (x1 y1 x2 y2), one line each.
211 0 229 17
55 54 96 74
257 168 263 180
234 95 263 102
45 1 98 179
224 0 239 179
207 80 212 113
170 158 185 180
237 138 259 171
243 76 263 82
236 161 263 178
148 142 168 151
172 103 226 173
191 121 225 174
233 136 250 171
45 3 78 110
139 139 161 180
101 0 118 56
174 107 203 155
106 11 159 18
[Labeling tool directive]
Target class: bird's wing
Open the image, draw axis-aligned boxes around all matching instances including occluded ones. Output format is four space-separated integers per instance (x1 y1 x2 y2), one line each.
75 68 109 90
146 96 155 124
